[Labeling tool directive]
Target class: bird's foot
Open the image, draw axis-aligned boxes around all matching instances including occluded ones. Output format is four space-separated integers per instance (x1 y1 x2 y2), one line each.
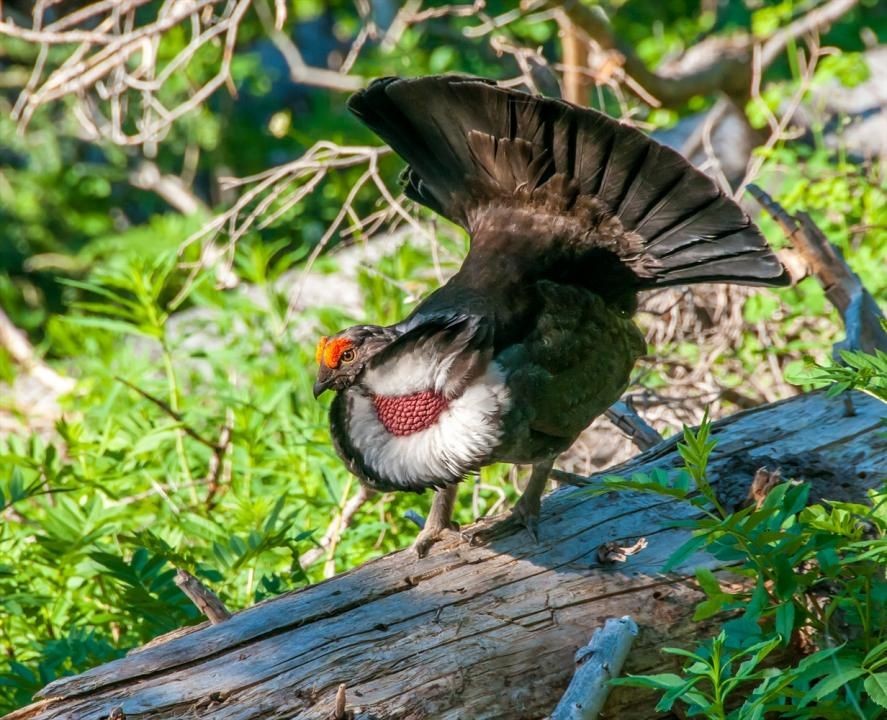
466 498 540 547
412 520 461 558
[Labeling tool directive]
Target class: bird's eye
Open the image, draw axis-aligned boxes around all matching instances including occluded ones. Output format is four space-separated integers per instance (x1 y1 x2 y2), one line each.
340 349 356 363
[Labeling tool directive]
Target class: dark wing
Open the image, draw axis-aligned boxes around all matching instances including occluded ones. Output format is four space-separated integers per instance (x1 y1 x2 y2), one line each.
348 75 789 290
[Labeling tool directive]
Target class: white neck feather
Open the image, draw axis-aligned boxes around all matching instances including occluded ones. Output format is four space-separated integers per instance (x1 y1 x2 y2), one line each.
345 363 510 489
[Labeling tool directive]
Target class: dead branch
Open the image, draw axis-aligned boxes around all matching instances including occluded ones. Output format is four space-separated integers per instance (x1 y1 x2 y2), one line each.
172 142 403 323
1 0 363 147
300 485 373 572
129 161 208 216
330 683 353 720
736 37 829 197
549 616 638 720
761 0 859 67
252 0 364 92
204 408 234 510
173 569 231 624
542 0 859 107
0 308 74 395
558 14 589 105
604 400 663 451
748 185 887 356
11 390 883 720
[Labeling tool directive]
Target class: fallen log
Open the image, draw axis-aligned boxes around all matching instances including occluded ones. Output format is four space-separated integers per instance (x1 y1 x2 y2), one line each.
6 390 884 720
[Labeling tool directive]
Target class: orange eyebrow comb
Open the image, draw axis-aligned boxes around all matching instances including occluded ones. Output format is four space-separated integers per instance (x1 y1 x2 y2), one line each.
315 336 329 365
322 337 353 368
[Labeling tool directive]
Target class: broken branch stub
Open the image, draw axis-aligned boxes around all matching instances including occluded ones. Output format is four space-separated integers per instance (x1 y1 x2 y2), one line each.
748 184 887 356
550 616 639 720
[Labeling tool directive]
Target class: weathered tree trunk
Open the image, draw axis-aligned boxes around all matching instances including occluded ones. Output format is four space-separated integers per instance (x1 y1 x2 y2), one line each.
6 391 884 720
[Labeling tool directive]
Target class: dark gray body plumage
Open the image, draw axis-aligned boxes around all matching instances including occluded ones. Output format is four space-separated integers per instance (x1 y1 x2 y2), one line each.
324 75 787 493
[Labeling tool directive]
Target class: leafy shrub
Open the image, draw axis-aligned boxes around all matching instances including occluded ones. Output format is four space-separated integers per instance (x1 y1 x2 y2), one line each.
605 419 887 718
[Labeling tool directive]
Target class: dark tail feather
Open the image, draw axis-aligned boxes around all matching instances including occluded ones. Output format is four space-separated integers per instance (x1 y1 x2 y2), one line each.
347 75 789 289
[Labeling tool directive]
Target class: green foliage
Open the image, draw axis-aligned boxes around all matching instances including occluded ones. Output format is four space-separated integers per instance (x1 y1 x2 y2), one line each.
788 348 887 402
0 234 512 713
607 417 887 717
1 0 885 714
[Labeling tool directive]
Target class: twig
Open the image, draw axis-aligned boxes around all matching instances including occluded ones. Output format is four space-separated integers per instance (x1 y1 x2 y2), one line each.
604 400 662 451
330 682 353 720
404 509 426 529
300 486 373 569
539 0 859 107
549 616 638 720
129 160 207 215
204 408 234 510
735 37 828 198
542 0 751 106
760 0 858 66
253 0 364 92
679 97 731 160
4 0 253 146
0 308 75 395
597 538 648 564
115 376 221 450
174 569 231 624
748 185 887 356
175 142 387 311
550 469 589 487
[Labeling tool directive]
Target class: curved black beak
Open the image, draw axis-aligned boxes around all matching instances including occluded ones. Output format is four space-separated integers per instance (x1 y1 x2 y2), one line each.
314 367 334 400
314 380 330 400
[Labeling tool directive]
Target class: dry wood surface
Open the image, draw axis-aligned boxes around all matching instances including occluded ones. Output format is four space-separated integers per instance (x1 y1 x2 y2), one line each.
6 390 884 720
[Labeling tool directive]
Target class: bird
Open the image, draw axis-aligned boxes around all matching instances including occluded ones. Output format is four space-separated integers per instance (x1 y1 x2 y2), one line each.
313 75 789 557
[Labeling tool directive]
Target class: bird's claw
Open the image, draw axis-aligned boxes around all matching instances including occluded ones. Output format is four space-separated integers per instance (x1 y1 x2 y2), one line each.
465 502 540 546
411 521 460 558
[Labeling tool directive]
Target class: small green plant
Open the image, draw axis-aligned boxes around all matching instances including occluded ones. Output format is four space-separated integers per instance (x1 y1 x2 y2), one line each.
601 418 887 718
788 347 887 402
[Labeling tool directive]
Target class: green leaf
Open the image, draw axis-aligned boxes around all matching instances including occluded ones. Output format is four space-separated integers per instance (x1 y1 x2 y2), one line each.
864 640 887 669
801 664 866 705
775 602 795 645
664 534 709 572
736 636 782 680
864 673 887 710
661 647 707 662
656 676 705 711
610 673 686 690
695 567 721 596
63 315 160 338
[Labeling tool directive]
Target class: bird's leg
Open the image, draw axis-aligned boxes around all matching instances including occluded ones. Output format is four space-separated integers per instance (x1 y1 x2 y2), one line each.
412 484 460 558
470 459 554 545
510 459 555 541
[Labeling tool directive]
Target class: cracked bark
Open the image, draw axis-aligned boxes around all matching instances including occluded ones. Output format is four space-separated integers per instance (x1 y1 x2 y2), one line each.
5 390 884 720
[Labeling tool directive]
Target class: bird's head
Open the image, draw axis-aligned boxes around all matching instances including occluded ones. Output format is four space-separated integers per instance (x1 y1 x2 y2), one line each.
313 325 392 398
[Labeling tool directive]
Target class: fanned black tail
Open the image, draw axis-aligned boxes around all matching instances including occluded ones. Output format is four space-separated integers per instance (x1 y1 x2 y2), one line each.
347 75 789 289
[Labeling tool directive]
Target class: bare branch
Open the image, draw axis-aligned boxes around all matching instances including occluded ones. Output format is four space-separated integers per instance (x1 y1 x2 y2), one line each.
748 185 887 356
0 308 74 395
549 616 638 720
2 0 364 147
129 160 207 215
253 0 364 92
174 569 231 624
544 0 752 106
300 486 373 571
761 0 859 67
540 0 859 107
115 376 221 450
735 37 829 197
604 400 662 451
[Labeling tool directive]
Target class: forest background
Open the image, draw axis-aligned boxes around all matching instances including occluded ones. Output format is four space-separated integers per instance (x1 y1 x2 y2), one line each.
0 0 884 714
